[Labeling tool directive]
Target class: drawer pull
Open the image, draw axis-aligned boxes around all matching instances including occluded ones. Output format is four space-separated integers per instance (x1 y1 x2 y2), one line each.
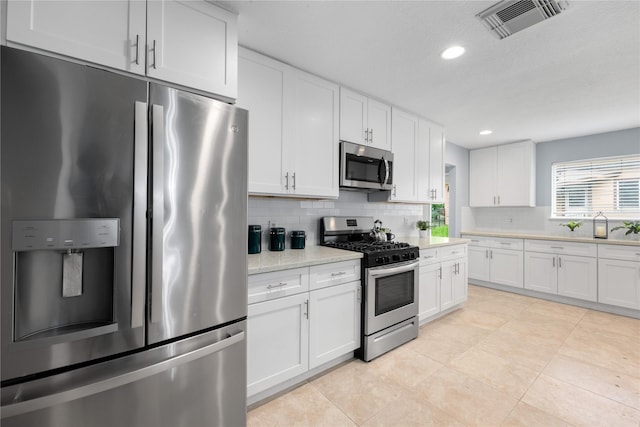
423 255 435 259
451 251 460 254
267 282 287 290
331 271 347 277
550 246 564 249
500 243 511 245
471 240 479 242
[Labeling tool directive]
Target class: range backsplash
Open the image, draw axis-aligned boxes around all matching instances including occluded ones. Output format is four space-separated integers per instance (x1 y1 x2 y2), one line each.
248 190 427 249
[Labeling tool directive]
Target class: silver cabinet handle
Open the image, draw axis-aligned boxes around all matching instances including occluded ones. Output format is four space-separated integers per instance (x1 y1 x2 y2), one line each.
364 129 369 142
151 39 157 69
134 34 140 65
471 239 479 242
150 104 165 324
485 249 489 259
331 271 347 277
553 257 556 267
304 300 309 319
370 128 374 142
131 101 148 329
494 196 496 205
1 331 244 419
551 246 564 250
558 257 562 268
497 195 500 205
490 250 493 259
266 282 287 289
393 184 397 196
438 266 442 279
500 242 511 246
357 286 362 302
451 250 460 255
292 172 296 190
422 255 435 259
285 172 289 190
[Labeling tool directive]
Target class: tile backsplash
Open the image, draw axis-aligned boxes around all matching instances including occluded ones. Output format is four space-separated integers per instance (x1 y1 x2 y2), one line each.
248 190 427 249
461 206 636 241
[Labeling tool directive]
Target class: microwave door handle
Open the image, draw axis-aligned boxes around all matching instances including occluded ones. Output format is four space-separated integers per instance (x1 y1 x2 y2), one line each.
383 157 390 186
377 158 384 186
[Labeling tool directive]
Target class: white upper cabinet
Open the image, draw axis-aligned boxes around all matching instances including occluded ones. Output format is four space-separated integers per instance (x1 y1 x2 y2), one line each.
469 140 536 207
284 71 339 198
416 119 445 203
146 1 237 98
6 0 237 98
7 0 146 74
237 49 287 195
238 48 338 199
339 87 391 151
390 108 418 202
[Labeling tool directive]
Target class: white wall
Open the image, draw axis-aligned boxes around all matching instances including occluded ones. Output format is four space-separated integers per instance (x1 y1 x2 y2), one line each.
248 190 425 249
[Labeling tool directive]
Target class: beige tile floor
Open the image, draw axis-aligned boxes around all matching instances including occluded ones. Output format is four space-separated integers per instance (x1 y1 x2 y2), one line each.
247 285 640 427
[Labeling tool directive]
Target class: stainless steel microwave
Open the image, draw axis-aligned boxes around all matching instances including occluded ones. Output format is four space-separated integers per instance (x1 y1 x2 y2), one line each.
340 141 394 191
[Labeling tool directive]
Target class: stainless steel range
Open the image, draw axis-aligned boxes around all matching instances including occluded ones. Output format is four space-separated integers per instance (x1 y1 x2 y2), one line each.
321 216 419 361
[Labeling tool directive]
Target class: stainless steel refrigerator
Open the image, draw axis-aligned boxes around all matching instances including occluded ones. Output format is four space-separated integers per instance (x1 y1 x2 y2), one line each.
0 46 248 426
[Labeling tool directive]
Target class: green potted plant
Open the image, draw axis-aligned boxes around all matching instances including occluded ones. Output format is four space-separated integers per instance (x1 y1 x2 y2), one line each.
559 221 582 232
610 221 640 237
416 220 431 238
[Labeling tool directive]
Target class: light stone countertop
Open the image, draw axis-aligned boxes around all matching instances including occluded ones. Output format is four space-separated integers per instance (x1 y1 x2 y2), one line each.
403 236 470 250
248 246 363 275
460 231 640 247
248 237 470 275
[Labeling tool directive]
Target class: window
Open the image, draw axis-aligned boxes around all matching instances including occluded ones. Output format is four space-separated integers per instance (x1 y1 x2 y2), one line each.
552 155 640 219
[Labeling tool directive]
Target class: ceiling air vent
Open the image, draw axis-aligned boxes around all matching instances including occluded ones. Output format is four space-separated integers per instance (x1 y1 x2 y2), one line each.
477 0 569 39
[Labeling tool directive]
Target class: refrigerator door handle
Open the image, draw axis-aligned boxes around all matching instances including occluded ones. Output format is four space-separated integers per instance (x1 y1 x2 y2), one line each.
0 331 245 419
151 104 165 324
131 101 148 329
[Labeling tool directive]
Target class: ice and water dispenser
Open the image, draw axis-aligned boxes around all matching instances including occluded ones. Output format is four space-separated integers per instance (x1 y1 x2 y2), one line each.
11 219 120 343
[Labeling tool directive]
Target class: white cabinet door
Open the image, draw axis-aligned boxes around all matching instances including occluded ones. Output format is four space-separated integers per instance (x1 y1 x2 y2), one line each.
440 260 456 311
429 123 446 203
419 263 441 321
469 146 497 207
6 0 146 74
598 258 640 309
468 246 491 281
416 118 431 203
339 88 367 145
146 0 237 98
238 49 287 195
496 141 535 207
557 255 597 302
247 293 309 397
309 281 361 369
284 71 339 198
367 98 392 151
491 248 524 288
390 108 418 202
453 258 468 306
524 252 557 294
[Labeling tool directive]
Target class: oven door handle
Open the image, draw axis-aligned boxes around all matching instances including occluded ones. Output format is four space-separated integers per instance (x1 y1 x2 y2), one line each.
369 260 419 277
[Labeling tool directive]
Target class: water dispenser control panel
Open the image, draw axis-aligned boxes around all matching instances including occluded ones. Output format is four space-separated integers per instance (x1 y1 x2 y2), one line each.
12 219 120 251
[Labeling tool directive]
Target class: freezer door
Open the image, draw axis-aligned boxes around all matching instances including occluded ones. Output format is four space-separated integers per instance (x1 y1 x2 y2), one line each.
1 321 247 427
0 47 148 381
148 84 248 343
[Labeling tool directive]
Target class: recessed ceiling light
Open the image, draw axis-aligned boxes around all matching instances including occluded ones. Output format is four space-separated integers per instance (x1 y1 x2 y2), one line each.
441 46 465 60
480 130 493 135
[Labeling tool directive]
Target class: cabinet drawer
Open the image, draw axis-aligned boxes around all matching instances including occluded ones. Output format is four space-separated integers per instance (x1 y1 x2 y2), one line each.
462 235 491 247
598 244 640 262
462 235 523 250
309 259 361 291
248 267 310 304
419 248 439 265
525 240 597 257
439 244 466 260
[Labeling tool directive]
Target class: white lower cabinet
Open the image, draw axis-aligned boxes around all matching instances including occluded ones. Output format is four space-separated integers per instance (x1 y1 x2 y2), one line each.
309 281 361 369
247 259 361 398
524 240 598 302
598 245 640 309
418 245 467 323
465 236 524 288
247 293 309 397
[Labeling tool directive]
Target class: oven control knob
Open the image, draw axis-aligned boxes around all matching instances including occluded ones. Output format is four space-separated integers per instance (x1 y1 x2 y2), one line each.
409 252 416 259
384 256 390 263
376 257 384 264
392 254 400 261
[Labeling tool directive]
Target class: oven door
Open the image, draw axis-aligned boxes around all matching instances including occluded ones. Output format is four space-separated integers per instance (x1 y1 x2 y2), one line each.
364 260 419 335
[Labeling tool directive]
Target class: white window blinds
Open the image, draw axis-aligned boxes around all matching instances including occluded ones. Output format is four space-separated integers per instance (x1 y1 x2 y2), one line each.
552 155 640 219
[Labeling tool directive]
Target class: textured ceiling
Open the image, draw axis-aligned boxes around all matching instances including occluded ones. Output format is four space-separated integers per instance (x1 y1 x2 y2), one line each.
217 0 640 149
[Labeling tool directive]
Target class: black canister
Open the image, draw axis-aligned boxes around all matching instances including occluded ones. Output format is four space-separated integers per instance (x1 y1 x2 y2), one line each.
269 227 286 251
248 225 262 254
291 230 306 249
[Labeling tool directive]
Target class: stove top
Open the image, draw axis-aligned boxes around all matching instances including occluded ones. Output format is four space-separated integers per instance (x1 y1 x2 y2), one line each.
321 216 419 268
